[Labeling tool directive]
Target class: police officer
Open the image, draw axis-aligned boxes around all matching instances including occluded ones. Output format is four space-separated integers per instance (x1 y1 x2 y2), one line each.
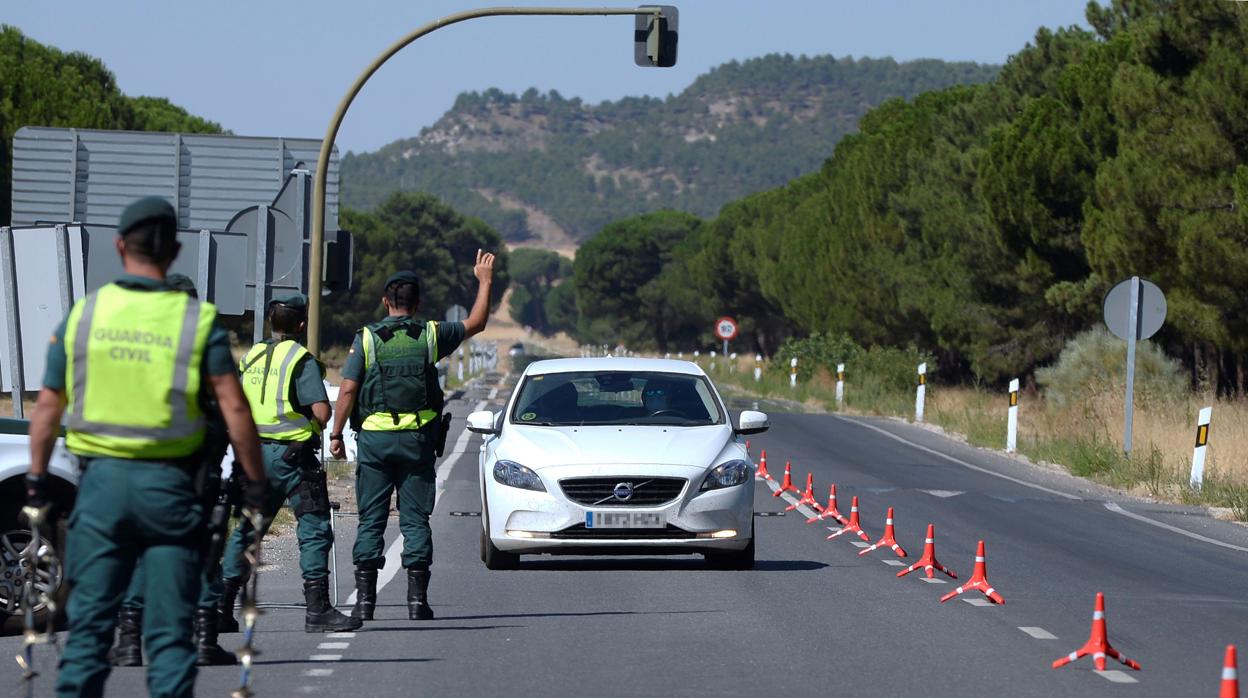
329 250 495 621
107 273 238 667
217 292 361 633
24 197 266 697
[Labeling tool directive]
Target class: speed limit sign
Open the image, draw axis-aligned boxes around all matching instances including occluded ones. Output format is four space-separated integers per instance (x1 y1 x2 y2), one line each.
715 316 738 341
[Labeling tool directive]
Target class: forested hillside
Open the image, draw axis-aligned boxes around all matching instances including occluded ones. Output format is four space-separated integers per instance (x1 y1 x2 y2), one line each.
558 0 1248 395
0 26 224 226
340 55 999 243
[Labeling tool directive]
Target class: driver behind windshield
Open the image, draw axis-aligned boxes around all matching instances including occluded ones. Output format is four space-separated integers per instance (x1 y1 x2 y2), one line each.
642 381 674 414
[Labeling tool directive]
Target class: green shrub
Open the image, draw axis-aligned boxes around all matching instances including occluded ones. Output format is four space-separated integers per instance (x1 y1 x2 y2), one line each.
774 333 863 381
1036 327 1187 409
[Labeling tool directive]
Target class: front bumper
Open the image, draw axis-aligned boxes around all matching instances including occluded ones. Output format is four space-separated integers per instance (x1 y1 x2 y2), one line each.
486 463 754 553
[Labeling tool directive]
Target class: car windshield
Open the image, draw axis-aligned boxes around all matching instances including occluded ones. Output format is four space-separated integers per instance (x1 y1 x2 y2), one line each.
510 370 723 427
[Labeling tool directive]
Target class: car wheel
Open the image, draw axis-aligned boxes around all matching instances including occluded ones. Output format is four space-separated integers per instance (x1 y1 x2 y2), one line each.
704 523 755 571
1 515 69 635
479 492 520 570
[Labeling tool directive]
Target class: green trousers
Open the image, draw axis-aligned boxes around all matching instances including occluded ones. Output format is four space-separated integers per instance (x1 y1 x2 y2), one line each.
121 550 222 610
55 459 203 698
222 441 333 583
353 429 436 571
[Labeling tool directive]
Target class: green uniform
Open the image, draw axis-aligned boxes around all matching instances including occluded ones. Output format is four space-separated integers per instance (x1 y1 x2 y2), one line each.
342 315 464 570
44 274 233 698
222 339 335 583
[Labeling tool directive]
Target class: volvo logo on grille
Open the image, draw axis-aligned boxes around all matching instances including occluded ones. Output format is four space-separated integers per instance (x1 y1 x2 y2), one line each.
612 482 635 501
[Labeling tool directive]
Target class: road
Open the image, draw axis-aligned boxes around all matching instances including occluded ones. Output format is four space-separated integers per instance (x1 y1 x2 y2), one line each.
5 370 1247 696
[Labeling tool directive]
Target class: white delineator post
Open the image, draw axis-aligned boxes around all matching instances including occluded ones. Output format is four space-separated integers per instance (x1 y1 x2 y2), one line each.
730 352 737 372
1189 406 1213 490
709 350 717 372
753 354 762 383
457 348 465 382
790 357 798 389
915 362 927 423
1006 378 1019 453
835 363 845 410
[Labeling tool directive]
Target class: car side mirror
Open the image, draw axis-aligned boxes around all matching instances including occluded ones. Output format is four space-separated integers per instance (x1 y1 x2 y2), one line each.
467 410 498 435
735 410 769 435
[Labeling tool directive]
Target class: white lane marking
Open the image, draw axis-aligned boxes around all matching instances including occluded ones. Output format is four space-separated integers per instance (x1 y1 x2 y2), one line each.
303 668 334 677
831 415 1080 500
881 559 906 566
1019 627 1057 640
325 632 355 639
850 541 871 549
317 642 350 650
437 399 489 496
920 489 964 498
919 577 947 584
488 387 499 399
961 597 994 607
1095 670 1138 684
309 654 343 661
1104 502 1248 553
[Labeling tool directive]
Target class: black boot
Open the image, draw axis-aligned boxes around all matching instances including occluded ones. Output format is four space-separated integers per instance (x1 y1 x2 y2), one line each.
217 579 241 633
108 605 143 667
195 607 237 666
406 568 434 621
351 568 377 621
304 578 363 633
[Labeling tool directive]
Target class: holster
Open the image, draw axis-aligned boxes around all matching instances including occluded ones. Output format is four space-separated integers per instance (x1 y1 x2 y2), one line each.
435 413 453 458
293 449 331 517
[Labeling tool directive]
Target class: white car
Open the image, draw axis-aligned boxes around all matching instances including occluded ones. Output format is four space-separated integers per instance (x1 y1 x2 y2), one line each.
468 357 769 570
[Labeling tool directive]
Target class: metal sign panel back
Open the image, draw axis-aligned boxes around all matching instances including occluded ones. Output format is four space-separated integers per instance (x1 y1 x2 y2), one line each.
1103 277 1166 340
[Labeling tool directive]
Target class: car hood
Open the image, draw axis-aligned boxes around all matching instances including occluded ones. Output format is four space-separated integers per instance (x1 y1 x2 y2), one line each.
498 424 733 468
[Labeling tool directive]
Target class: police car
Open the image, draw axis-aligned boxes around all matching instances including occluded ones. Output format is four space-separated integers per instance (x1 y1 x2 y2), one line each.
468 357 767 570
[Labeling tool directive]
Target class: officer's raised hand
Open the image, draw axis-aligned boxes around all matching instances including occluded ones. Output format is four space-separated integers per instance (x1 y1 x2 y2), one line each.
464 248 495 339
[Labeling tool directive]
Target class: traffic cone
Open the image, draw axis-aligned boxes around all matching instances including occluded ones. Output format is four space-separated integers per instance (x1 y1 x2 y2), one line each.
939 540 1004 604
807 484 849 525
826 496 871 542
897 524 956 579
1221 645 1238 698
859 507 907 557
755 450 772 481
786 473 821 512
745 440 751 458
1051 593 1140 671
773 461 800 497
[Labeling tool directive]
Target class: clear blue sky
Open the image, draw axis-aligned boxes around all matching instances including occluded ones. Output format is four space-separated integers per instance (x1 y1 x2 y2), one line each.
6 1 1094 154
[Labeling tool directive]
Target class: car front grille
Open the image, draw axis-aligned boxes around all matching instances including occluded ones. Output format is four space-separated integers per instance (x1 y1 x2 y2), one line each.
558 476 687 507
549 524 698 540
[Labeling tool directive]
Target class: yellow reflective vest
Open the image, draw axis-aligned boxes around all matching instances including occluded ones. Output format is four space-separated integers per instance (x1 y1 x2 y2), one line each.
64 283 217 459
239 339 322 442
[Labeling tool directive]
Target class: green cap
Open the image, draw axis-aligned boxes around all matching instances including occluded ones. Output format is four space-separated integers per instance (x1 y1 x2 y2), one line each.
117 196 177 237
166 273 198 297
384 271 420 290
269 292 308 311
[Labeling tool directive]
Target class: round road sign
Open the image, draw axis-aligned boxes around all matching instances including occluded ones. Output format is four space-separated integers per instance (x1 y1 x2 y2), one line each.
715 316 738 341
1103 277 1166 341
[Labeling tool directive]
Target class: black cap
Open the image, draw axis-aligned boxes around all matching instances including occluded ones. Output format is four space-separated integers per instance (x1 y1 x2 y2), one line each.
384 271 420 290
269 292 308 311
166 273 198 297
117 196 177 237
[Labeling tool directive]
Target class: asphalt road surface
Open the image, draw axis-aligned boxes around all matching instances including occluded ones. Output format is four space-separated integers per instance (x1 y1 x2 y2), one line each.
5 371 1247 696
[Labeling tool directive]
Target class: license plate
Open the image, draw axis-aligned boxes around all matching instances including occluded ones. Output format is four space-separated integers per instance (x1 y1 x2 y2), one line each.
585 511 665 529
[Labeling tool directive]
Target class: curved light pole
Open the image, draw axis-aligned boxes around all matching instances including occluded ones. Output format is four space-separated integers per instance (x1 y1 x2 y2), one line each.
308 5 663 355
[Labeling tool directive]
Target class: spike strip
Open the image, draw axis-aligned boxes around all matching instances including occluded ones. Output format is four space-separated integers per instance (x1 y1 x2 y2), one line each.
859 507 907 557
897 524 956 579
826 496 871 542
1050 593 1138 671
773 461 800 497
755 450 772 481
807 484 849 525
1221 645 1238 698
939 540 1004 604
786 473 822 512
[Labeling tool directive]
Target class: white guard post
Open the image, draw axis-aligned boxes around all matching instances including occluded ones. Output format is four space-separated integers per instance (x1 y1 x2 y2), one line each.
835 363 845 409
1189 406 1213 490
730 352 737 372
915 362 927 422
753 354 762 382
789 357 798 389
1006 378 1019 453
457 347 465 382
709 350 716 372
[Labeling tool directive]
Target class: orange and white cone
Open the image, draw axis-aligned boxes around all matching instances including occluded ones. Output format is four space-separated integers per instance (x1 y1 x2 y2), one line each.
755 449 772 481
807 484 849 525
939 540 1004 604
826 496 871 542
897 524 956 579
859 507 907 557
786 473 822 512
1221 645 1239 698
773 461 800 497
1051 592 1139 671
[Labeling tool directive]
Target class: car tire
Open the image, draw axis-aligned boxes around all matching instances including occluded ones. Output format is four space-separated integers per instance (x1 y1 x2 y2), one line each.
704 523 755 571
479 499 520 570
1 514 70 636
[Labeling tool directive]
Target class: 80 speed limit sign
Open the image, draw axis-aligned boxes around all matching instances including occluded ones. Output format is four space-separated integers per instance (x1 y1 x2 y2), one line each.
715 316 738 341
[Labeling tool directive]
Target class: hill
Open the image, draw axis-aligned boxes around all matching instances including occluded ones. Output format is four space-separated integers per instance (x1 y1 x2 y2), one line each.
340 54 999 245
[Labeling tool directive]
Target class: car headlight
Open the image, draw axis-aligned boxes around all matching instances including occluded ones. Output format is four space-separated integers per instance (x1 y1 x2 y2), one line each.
493 460 546 492
700 459 751 491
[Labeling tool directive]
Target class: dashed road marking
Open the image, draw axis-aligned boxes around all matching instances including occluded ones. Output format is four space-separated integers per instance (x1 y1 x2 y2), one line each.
309 654 343 661
1018 627 1057 640
1095 670 1139 684
850 541 871 549
920 489 964 498
303 668 335 677
318 642 350 650
961 597 995 607
881 559 906 566
919 577 947 584
325 632 356 639
488 387 499 399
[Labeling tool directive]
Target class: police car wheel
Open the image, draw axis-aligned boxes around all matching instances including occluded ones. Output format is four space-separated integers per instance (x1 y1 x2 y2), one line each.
703 523 755 571
0 516 69 636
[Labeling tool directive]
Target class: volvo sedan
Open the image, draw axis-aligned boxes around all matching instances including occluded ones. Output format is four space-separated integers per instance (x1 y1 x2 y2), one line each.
467 357 768 570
